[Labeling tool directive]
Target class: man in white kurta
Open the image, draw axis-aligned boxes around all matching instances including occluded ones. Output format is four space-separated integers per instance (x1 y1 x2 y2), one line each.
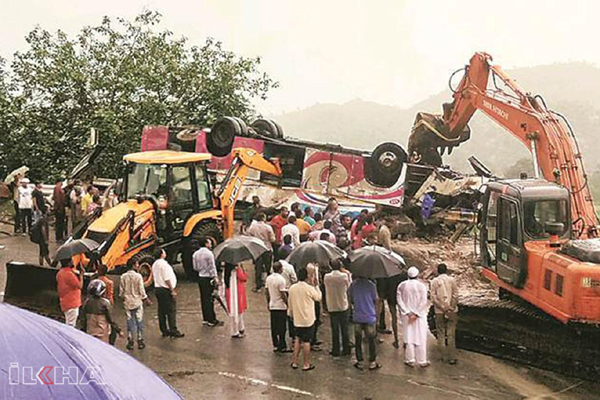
396 267 429 367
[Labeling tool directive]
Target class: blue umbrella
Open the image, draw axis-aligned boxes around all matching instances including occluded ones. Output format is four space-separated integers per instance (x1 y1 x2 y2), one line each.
0 303 182 399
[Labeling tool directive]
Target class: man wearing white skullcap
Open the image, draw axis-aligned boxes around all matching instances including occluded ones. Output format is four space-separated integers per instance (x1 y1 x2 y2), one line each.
396 266 429 367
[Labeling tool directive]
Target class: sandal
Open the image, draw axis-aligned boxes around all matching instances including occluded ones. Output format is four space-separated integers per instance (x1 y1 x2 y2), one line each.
354 362 364 371
369 362 382 371
302 364 316 372
290 363 298 370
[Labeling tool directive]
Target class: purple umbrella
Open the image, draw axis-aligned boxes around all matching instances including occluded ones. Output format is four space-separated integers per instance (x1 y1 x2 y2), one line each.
0 303 182 399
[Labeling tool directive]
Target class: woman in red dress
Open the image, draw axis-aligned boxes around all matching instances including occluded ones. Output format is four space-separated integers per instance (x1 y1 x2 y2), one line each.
225 263 248 338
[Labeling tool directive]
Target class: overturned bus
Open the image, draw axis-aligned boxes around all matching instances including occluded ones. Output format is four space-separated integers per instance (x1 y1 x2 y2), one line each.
141 117 408 212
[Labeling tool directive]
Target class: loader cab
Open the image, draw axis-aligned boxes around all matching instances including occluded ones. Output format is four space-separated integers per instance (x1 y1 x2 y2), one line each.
480 179 571 289
123 151 213 243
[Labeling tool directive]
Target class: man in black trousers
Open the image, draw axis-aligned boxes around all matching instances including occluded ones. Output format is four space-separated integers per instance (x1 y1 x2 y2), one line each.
152 248 184 338
193 238 222 327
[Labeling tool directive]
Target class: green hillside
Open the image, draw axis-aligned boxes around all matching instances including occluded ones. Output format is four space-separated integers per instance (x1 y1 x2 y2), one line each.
269 62 600 197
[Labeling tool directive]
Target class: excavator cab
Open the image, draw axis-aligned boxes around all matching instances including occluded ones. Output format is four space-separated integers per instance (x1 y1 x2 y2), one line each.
480 180 571 289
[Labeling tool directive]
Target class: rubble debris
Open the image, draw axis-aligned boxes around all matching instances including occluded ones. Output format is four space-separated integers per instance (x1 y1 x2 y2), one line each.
468 156 495 178
391 237 495 300
401 164 486 242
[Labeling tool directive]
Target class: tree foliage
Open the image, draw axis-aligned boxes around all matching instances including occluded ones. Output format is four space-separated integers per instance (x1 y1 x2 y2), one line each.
0 11 277 180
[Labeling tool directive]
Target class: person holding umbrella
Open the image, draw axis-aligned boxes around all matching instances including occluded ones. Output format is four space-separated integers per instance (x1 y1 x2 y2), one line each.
225 263 248 338
349 275 380 371
56 258 84 326
246 212 276 292
346 245 406 365
212 234 271 334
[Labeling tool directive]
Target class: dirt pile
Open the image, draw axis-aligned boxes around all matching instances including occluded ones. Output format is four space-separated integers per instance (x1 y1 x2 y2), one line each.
392 236 497 300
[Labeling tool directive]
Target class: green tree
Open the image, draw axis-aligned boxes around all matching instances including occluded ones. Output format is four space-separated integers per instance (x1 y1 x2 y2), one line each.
1 11 277 180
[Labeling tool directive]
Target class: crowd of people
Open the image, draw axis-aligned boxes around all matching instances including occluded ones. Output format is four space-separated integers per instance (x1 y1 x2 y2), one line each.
50 193 458 374
187 196 460 372
9 174 117 241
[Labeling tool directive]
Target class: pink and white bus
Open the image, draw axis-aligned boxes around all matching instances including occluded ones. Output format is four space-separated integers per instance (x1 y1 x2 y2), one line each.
141 117 407 212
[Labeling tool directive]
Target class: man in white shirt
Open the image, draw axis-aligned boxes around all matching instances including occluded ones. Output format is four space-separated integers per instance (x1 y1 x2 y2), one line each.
279 260 297 289
281 215 301 248
152 248 184 338
308 220 337 245
273 259 298 341
17 178 33 234
324 259 351 357
288 268 322 371
192 237 221 327
266 262 290 353
246 213 276 291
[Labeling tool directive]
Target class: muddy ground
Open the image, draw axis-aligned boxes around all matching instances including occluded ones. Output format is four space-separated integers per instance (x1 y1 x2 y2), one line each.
1 221 599 399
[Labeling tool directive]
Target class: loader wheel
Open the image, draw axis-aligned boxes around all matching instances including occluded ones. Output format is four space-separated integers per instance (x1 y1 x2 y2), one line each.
365 142 407 188
250 118 284 139
182 222 224 280
131 251 155 291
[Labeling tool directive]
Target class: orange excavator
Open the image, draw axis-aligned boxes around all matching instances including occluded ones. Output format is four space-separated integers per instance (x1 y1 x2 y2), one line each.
412 52 600 377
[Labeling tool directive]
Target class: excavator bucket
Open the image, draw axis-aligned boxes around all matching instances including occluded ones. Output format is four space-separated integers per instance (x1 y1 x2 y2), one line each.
407 112 471 166
4 262 61 316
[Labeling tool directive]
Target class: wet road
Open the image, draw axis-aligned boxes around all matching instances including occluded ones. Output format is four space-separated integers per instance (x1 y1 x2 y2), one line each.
1 226 599 399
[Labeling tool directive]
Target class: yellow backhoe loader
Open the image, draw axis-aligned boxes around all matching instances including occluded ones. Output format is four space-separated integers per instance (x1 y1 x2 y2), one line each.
4 148 282 313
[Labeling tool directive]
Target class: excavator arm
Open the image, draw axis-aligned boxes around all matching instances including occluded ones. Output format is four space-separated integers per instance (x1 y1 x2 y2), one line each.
410 52 598 237
216 148 283 238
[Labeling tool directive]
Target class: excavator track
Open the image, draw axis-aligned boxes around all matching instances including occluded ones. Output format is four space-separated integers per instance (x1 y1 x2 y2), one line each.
452 295 600 380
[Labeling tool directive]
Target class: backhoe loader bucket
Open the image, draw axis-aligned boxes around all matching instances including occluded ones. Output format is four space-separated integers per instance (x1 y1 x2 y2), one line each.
4 262 60 316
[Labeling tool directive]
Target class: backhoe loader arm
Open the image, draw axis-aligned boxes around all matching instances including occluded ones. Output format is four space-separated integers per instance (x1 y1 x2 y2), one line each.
410 52 598 237
216 148 283 238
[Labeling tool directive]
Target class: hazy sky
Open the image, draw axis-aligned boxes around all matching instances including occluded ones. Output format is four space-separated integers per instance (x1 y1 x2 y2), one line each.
2 0 599 114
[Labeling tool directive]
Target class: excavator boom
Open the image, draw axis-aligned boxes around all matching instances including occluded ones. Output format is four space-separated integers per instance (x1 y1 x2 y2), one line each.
410 52 598 237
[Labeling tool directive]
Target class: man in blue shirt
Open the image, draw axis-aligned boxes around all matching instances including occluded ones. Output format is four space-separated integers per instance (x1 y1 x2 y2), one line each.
349 277 380 370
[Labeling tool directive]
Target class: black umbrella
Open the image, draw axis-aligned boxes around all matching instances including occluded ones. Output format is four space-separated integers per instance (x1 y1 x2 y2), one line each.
54 238 100 261
213 235 269 264
286 240 346 270
347 245 406 278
